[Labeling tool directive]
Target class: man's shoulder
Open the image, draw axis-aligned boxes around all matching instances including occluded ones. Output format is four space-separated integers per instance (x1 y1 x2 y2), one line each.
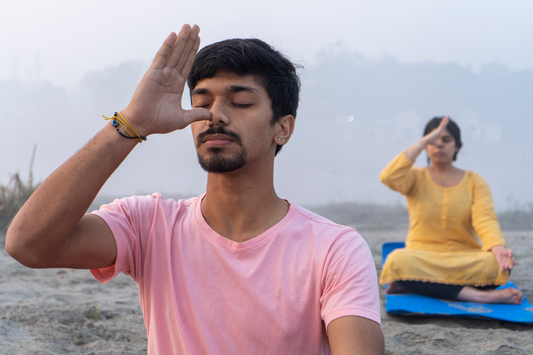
94 193 202 217
292 203 341 226
121 192 200 205
288 202 360 239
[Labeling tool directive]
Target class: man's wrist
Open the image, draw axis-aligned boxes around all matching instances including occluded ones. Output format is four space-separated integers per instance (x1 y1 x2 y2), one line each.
119 108 150 138
104 121 141 147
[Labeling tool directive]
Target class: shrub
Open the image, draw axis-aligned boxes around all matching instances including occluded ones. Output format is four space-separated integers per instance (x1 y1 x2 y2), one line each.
0 173 39 231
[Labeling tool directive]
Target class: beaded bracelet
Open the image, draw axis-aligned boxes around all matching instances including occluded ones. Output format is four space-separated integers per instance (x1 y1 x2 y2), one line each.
103 112 147 143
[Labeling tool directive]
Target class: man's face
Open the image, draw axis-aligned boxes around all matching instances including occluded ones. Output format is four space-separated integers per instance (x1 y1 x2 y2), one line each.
190 71 277 174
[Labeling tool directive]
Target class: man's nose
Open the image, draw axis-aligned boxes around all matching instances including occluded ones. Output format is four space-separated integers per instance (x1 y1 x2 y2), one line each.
209 101 230 126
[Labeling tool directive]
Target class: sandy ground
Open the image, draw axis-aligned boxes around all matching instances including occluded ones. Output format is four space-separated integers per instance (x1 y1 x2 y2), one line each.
1 228 532 355
363 227 533 355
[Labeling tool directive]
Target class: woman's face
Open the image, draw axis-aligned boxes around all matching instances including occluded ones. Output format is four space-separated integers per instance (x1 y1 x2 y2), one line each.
426 128 458 165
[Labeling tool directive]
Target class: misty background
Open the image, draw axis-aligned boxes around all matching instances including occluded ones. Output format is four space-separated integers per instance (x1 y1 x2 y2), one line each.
1 0 532 212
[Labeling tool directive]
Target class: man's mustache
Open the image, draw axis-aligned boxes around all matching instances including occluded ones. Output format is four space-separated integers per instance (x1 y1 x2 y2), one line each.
196 126 243 148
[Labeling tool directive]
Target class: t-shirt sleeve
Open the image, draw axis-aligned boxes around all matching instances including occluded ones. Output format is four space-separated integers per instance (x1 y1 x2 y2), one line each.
89 195 158 284
320 229 381 329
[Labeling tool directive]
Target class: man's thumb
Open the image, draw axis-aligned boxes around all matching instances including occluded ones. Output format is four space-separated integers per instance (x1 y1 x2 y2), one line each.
186 108 212 124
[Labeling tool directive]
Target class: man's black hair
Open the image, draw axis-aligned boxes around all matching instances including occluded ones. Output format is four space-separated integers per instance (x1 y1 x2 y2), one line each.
188 38 301 155
424 116 463 162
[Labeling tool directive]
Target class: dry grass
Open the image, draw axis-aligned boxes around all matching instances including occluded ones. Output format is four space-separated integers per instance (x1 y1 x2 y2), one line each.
1 145 39 232
0 173 39 231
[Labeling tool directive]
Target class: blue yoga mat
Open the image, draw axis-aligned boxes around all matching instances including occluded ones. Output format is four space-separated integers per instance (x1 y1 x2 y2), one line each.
382 242 533 324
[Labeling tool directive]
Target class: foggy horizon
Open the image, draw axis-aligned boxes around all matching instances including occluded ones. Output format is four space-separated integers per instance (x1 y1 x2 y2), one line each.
1 47 531 212
2 0 532 212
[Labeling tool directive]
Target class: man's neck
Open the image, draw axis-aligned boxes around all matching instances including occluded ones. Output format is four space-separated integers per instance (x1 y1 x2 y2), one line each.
201 166 289 243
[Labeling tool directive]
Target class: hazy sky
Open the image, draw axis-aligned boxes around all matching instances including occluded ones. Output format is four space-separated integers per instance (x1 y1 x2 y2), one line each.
2 0 532 89
1 0 532 209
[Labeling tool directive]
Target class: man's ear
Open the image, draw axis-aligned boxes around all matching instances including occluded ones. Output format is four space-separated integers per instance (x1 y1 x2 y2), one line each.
274 115 295 146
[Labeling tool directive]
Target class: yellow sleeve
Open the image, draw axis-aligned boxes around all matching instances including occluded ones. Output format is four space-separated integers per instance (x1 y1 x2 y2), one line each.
379 151 421 196
471 173 507 251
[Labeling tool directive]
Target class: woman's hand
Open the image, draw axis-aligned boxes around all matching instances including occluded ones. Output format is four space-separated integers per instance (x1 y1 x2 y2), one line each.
120 24 212 137
491 245 516 272
405 115 450 162
421 115 449 146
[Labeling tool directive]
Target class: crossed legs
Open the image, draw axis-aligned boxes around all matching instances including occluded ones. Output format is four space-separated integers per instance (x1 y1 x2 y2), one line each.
386 280 524 304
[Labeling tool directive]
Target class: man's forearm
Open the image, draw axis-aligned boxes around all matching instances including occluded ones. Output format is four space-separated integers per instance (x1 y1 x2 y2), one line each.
328 316 384 355
6 122 138 265
7 25 208 268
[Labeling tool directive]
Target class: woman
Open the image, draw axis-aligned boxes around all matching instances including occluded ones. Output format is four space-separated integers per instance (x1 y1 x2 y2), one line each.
379 116 523 304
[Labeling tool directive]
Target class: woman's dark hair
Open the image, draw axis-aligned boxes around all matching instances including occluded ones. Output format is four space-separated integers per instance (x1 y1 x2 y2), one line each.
424 116 463 162
188 38 301 156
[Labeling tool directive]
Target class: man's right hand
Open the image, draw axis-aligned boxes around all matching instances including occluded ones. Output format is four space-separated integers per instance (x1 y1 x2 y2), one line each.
121 24 211 137
6 25 210 270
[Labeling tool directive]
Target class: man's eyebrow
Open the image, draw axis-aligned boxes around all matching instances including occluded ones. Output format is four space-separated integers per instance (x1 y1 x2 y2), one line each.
191 88 209 96
191 85 259 96
226 85 259 94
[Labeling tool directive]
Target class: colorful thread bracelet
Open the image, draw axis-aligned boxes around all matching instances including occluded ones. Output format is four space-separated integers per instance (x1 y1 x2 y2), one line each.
103 111 147 143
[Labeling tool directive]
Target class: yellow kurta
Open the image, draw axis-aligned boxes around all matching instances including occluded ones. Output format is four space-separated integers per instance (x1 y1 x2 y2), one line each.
378 151 509 287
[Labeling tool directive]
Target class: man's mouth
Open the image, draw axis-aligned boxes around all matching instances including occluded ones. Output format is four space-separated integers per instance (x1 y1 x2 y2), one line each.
202 134 234 148
196 127 243 148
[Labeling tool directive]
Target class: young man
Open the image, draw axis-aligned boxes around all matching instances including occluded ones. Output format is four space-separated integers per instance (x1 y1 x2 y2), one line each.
6 25 384 354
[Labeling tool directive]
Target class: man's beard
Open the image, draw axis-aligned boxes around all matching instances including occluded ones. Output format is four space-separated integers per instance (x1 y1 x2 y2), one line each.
196 126 247 174
197 149 247 174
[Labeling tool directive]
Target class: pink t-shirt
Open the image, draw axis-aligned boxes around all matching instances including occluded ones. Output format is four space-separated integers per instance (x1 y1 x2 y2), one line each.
91 193 380 355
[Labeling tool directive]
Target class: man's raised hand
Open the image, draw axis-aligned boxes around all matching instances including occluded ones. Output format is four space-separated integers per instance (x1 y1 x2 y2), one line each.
121 24 211 137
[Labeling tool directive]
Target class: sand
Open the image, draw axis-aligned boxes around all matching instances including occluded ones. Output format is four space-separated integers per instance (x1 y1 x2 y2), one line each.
364 228 533 355
1 228 532 355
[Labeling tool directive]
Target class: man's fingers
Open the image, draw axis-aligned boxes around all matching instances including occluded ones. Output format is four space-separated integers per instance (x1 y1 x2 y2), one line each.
175 25 200 74
151 32 178 70
165 24 192 69
180 26 201 79
180 38 201 79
